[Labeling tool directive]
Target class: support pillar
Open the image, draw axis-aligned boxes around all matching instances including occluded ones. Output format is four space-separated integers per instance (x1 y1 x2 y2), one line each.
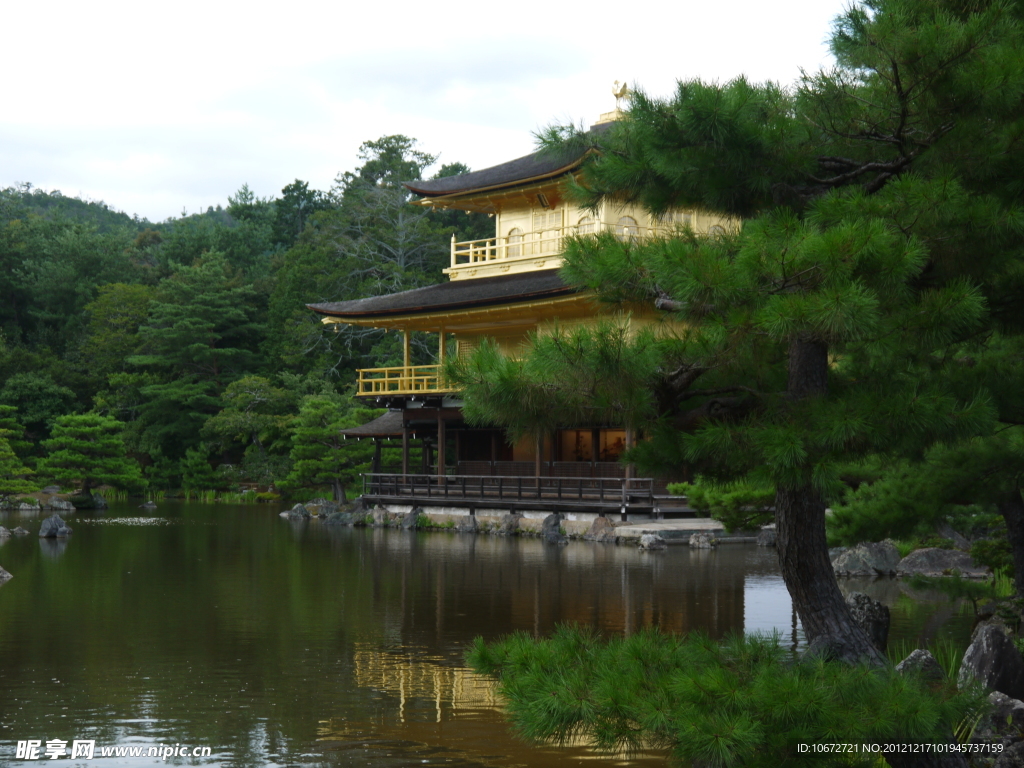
625 427 635 479
401 425 410 477
437 413 446 479
372 439 382 474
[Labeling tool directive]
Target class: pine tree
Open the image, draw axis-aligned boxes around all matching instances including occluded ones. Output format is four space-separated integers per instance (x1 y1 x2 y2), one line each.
451 0 1024 671
0 405 31 460
0 435 36 500
38 413 144 497
280 396 377 503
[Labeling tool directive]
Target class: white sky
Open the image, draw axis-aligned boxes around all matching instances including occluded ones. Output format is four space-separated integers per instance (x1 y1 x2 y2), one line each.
1 0 850 222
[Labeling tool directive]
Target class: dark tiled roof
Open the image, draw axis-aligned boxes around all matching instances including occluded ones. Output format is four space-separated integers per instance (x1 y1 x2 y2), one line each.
341 410 405 437
308 269 573 319
404 122 612 197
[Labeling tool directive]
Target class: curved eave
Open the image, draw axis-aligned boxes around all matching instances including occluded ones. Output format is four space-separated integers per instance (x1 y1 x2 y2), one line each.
309 286 578 323
312 293 598 333
405 160 581 200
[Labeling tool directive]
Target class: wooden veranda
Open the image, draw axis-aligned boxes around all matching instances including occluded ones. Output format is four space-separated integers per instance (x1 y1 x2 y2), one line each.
360 473 660 519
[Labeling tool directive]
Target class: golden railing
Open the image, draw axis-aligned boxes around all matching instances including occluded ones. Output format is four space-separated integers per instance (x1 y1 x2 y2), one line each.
356 364 449 396
450 222 680 269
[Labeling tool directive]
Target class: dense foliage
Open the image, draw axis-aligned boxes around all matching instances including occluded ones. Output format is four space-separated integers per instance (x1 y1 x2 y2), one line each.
448 0 1024 666
468 626 983 768
0 135 487 497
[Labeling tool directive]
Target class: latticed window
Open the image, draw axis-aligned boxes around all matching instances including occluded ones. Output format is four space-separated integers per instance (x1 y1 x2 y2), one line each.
507 228 523 257
656 210 692 229
577 216 595 234
616 216 639 241
532 210 561 231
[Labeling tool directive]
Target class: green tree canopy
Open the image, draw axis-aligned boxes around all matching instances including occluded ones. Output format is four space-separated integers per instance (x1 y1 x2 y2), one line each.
38 413 144 496
280 394 378 502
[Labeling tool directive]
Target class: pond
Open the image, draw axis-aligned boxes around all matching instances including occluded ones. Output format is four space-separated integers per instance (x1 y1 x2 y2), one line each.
0 504 973 767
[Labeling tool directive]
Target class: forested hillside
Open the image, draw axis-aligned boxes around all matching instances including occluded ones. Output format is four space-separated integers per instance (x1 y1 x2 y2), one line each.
0 135 489 500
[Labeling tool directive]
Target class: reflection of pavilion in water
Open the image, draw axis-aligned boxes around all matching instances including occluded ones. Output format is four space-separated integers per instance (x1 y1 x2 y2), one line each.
351 644 500 723
332 529 750 644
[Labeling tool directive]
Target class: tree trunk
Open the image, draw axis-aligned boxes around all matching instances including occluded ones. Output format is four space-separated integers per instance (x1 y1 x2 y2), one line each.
332 479 347 504
782 338 967 768
775 484 885 664
778 338 885 664
997 489 1024 598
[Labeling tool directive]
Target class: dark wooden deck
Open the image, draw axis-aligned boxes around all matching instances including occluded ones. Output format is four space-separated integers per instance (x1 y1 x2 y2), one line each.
360 473 662 517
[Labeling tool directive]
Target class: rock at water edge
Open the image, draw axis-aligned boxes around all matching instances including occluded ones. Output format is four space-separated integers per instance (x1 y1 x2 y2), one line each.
584 516 617 542
895 649 945 683
896 547 989 578
540 513 562 538
689 533 717 549
495 513 522 535
401 508 421 530
287 503 311 519
845 592 890 652
972 692 1024 748
640 533 667 551
831 540 901 577
0 566 11 584
959 622 1024 700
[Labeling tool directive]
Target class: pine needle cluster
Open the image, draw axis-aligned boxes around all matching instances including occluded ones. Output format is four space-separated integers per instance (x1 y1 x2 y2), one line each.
468 626 985 768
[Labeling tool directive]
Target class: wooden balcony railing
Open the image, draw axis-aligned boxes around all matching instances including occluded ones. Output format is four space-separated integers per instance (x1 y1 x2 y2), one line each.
362 473 655 510
356 365 450 396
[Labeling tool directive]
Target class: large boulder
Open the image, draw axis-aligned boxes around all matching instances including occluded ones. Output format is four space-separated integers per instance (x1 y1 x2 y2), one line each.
959 621 1024 700
541 513 562 537
831 540 901 577
689 533 717 549
40 485 60 495
584 516 617 543
640 533 668 551
305 498 340 516
401 508 422 530
756 528 776 547
139 501 157 510
287 503 311 520
541 513 566 544
972 692 1024 748
995 741 1024 768
936 521 972 551
0 526 10 538
0 566 11 584
91 493 109 510
42 497 75 512
371 507 393 527
494 513 522 536
845 592 890 652
12 527 29 535
38 515 72 538
897 547 989 578
895 649 946 683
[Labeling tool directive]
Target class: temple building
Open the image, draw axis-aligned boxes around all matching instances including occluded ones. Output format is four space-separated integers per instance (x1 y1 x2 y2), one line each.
308 106 736 516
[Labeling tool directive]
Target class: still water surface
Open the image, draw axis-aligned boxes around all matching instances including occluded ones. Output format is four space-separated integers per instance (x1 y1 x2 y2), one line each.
0 504 971 767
